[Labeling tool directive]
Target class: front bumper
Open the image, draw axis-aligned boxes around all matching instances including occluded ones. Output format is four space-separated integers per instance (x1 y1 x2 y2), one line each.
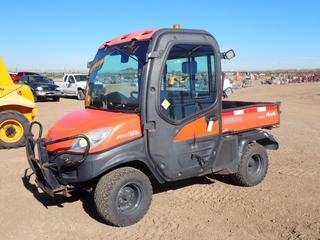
34 90 61 98
25 122 90 197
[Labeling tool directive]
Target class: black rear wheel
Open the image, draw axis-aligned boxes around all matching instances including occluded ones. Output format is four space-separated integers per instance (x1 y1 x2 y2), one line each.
231 143 269 186
77 89 85 100
94 167 152 227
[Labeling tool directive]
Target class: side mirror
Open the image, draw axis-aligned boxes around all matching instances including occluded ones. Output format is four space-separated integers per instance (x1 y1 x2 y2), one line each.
222 49 236 60
87 61 93 69
223 87 233 98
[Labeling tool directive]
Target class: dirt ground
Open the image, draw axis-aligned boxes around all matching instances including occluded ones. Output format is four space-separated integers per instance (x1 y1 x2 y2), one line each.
0 83 319 240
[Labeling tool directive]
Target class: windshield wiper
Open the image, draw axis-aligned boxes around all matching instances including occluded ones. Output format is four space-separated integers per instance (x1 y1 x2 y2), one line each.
87 103 139 113
108 102 140 112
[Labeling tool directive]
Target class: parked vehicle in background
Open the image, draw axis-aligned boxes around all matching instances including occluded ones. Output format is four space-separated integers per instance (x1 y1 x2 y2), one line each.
301 75 320 82
11 71 41 82
0 57 37 149
223 78 233 97
11 73 20 82
242 77 253 87
54 74 88 100
9 73 18 82
20 75 61 102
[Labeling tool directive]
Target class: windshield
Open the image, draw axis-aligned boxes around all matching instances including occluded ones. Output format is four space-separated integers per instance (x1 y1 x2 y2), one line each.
29 76 50 83
75 75 88 82
87 40 149 112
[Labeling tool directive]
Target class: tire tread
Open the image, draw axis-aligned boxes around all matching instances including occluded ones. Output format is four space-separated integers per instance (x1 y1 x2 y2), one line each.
94 167 152 227
0 110 29 149
232 142 269 187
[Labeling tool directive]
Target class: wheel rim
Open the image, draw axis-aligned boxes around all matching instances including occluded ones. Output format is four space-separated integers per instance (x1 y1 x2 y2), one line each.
78 90 84 100
0 120 24 143
116 183 142 213
247 154 263 176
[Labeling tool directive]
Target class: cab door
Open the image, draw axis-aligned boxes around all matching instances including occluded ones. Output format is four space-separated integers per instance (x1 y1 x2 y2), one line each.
61 74 68 93
65 75 76 95
145 33 222 180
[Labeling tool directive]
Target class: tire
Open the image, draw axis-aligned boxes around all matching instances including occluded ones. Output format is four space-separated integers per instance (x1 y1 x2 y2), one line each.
77 89 85 100
33 94 38 102
94 167 153 227
0 111 29 149
231 143 269 187
53 97 60 102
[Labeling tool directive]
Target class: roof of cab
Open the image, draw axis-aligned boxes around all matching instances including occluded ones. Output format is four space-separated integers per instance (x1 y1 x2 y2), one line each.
99 28 159 49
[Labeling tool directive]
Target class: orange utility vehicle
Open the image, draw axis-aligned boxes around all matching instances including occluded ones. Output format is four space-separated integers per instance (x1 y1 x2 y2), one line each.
26 26 280 227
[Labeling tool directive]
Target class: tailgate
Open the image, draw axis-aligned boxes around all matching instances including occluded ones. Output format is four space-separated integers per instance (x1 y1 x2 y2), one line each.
222 102 280 133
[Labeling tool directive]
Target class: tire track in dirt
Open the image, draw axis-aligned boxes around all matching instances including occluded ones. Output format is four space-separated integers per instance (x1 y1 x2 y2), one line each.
2 84 320 240
102 200 182 240
276 166 320 180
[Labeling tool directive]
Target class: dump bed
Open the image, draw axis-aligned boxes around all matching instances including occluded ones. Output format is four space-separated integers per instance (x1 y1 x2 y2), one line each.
222 101 280 133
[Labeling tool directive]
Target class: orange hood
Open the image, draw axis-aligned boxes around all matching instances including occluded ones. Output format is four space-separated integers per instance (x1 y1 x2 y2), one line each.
46 109 142 153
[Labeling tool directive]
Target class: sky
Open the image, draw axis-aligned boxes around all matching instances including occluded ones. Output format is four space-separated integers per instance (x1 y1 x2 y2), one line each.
0 0 319 72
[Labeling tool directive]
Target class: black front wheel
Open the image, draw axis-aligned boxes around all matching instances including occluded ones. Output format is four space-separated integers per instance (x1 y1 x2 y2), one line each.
94 167 152 227
231 143 269 186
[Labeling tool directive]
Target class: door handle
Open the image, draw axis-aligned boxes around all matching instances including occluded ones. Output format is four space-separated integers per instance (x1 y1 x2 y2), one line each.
206 115 219 132
205 115 218 124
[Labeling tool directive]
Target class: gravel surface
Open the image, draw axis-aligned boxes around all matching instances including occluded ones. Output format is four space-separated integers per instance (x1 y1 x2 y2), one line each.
0 83 319 240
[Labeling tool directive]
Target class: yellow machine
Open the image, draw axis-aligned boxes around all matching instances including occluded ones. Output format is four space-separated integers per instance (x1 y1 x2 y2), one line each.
0 57 37 148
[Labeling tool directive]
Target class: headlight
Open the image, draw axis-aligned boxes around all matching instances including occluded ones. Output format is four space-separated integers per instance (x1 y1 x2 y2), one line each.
36 86 43 91
71 128 112 151
56 87 61 91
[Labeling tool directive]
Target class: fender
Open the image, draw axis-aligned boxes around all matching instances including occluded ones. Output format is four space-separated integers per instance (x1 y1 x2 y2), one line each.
238 130 279 157
61 138 165 184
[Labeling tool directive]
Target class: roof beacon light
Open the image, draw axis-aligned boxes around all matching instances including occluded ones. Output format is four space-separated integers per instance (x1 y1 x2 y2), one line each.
173 24 181 29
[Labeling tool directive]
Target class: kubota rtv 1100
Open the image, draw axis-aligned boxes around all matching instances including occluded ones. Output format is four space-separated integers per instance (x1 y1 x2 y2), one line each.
26 26 280 227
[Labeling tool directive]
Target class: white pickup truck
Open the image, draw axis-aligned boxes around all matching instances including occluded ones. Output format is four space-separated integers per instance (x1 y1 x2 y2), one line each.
55 74 88 100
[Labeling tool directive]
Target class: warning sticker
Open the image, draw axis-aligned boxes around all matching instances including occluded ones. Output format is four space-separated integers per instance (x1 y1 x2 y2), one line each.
207 120 214 132
161 99 171 109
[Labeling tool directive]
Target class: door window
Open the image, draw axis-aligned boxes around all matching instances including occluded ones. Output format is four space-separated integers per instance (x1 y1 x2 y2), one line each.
68 76 75 83
160 44 216 121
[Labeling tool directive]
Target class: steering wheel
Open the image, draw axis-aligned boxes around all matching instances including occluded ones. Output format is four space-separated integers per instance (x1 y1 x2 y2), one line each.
130 91 139 99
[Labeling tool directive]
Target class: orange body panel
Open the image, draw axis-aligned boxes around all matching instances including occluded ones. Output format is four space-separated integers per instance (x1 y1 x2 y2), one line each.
174 117 219 141
174 104 279 141
222 105 280 133
46 109 142 153
46 104 279 152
